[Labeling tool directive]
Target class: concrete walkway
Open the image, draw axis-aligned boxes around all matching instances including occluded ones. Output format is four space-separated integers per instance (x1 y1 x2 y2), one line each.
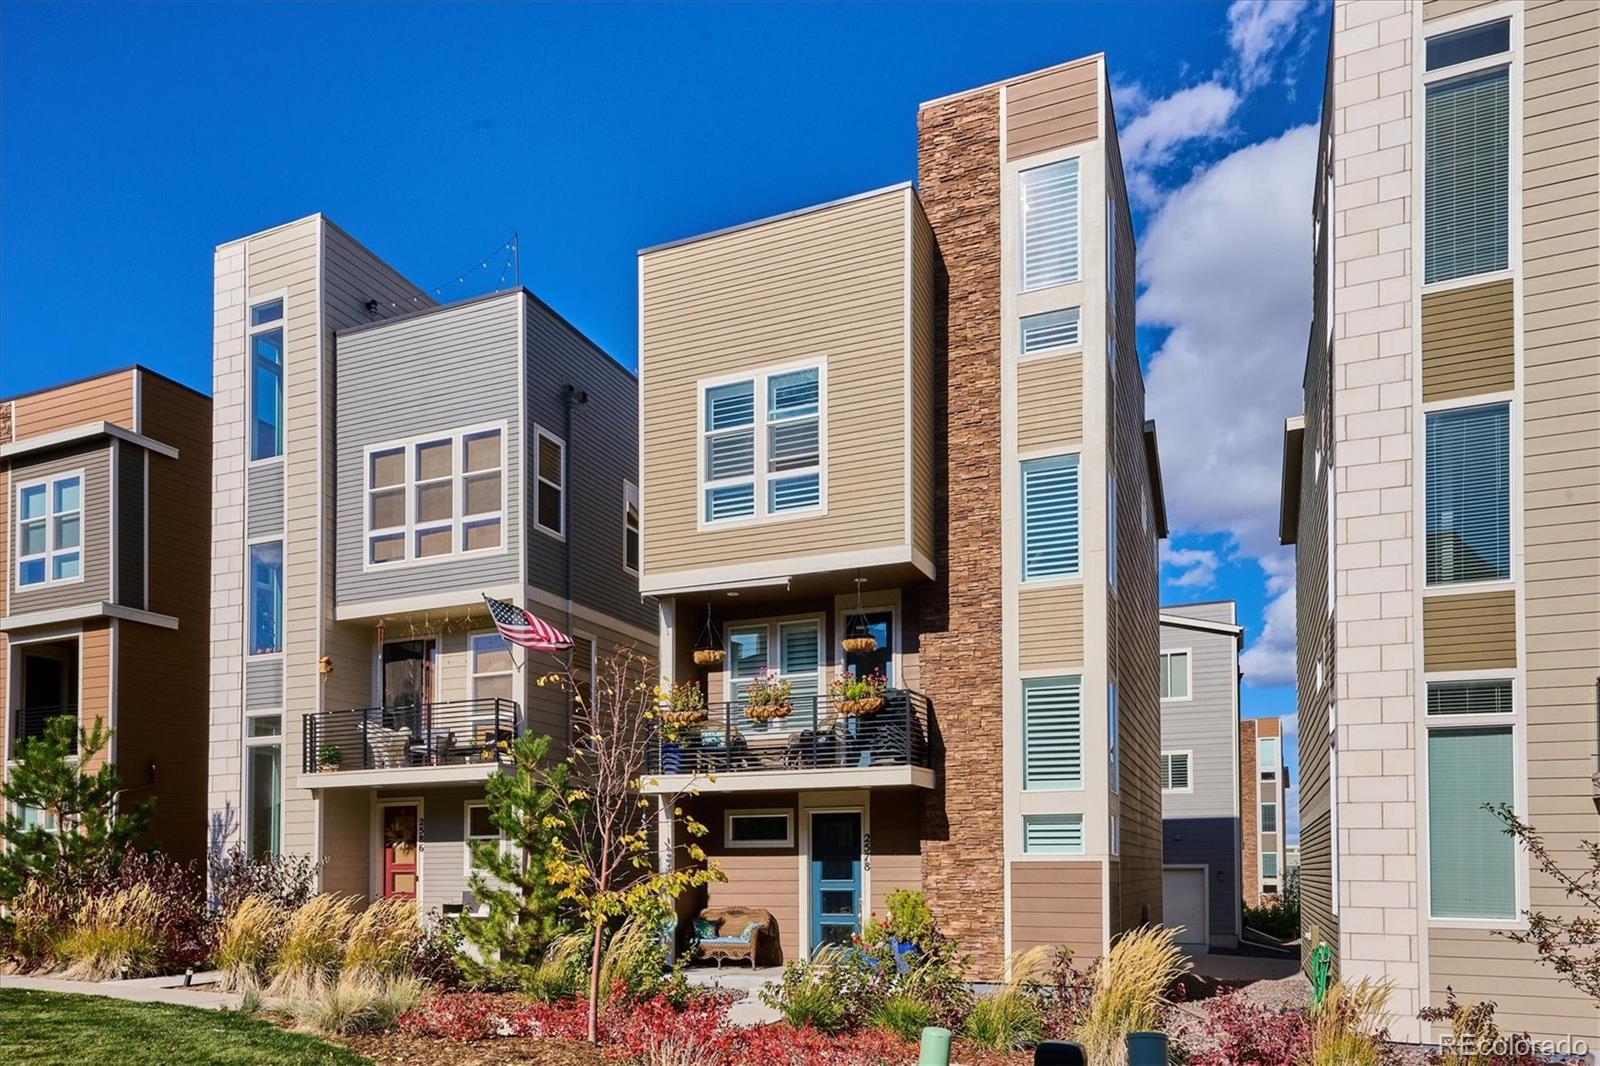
0 970 241 1010
685 964 783 1025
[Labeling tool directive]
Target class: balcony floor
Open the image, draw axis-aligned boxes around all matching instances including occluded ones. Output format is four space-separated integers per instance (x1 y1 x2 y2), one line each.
641 764 934 795
296 761 500 791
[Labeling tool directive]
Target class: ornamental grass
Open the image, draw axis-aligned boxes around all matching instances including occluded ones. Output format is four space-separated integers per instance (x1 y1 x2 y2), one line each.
267 893 354 997
55 884 165 981
215 895 284 992
1075 924 1190 1066
343 896 419 979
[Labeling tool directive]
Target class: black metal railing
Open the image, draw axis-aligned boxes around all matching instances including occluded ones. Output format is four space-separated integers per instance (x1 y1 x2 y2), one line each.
645 689 931 777
302 698 520 774
12 704 78 755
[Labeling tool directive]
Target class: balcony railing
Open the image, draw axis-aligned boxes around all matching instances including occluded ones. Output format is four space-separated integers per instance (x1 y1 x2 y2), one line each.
302 698 520 774
12 704 78 755
645 689 931 777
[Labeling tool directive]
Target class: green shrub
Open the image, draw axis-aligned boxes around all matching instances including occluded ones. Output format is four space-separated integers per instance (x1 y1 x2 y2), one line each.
523 932 587 1002
287 972 422 1035
966 992 1044 1050
759 945 869 1033
1244 894 1301 940
871 993 935 1042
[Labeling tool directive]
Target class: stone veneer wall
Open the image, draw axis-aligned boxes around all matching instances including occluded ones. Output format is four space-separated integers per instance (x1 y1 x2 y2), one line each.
1240 719 1261 907
915 87 1006 978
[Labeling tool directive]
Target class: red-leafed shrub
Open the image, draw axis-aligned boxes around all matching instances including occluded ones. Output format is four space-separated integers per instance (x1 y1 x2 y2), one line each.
729 1024 918 1066
1186 990 1313 1066
396 992 545 1041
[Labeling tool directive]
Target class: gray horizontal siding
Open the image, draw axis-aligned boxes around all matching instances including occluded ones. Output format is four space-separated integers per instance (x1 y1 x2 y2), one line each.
8 443 113 613
334 292 522 606
245 658 284 711
523 294 653 634
246 462 285 539
1159 620 1238 820
1164 815 1240 942
117 441 146 610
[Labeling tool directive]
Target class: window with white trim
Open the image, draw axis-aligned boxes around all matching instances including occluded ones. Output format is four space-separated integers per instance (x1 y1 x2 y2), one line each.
535 427 565 538
1425 403 1510 586
1021 454 1080 581
470 632 514 704
1262 851 1279 879
1159 650 1190 700
250 299 284 461
366 425 506 566
1023 814 1084 854
1258 736 1280 781
726 619 822 731
1020 157 1080 290
1261 802 1278 834
727 810 793 848
1108 681 1119 793
245 713 281 859
1424 18 1511 284
1161 751 1192 792
623 480 640 575
466 803 498 842
1023 675 1082 790
1020 308 1081 355
701 365 823 523
16 473 82 587
249 541 283 655
1426 678 1516 919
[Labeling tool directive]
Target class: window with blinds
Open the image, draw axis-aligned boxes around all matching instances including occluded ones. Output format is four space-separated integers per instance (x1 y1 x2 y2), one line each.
1261 802 1278 833
1023 675 1082 790
1023 815 1084 854
1425 403 1510 585
701 365 824 522
727 626 768 700
1020 307 1081 355
1161 752 1191 791
1425 67 1509 284
704 381 757 521
1427 678 1514 716
1022 454 1081 581
1428 726 1516 918
766 369 821 512
1020 158 1080 291
777 620 821 702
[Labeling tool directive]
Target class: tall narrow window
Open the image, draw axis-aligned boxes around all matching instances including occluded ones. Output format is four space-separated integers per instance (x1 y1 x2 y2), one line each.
247 741 281 858
1022 454 1081 581
777 620 822 704
250 299 285 461
470 632 514 705
1261 802 1278 833
1108 681 1119 793
1428 726 1515 918
1020 158 1080 290
623 481 641 575
1107 470 1118 589
704 381 756 521
535 428 565 538
727 626 769 702
16 473 82 587
1426 403 1510 585
249 541 283 655
1023 675 1082 790
461 429 503 552
1258 736 1280 781
414 438 454 559
1424 19 1510 284
767 368 821 512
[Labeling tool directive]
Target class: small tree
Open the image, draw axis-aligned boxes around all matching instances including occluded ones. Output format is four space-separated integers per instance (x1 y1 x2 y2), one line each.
1489 802 1600 1003
0 716 151 915
456 732 568 986
541 646 722 1042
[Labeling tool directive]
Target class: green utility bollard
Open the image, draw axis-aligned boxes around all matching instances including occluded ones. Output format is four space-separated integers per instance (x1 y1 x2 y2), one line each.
918 1026 952 1066
1126 1031 1169 1065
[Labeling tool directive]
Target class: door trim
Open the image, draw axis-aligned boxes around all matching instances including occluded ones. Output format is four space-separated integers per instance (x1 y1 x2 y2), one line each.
372 795 425 901
1162 863 1210 953
832 591 902 684
797 792 870 957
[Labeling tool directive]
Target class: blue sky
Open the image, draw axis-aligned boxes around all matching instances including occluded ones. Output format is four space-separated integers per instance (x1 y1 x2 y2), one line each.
0 1 1326 838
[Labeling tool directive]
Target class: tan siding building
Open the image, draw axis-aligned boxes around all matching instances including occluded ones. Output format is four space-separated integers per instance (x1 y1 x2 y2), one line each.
1282 0 1599 1044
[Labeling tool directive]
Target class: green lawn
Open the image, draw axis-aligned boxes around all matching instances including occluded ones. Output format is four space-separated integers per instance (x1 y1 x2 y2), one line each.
0 989 371 1066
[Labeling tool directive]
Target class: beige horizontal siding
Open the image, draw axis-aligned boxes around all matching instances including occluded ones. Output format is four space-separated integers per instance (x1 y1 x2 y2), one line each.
1429 926 1599 1042
1018 582 1085 670
910 202 937 564
1017 357 1084 452
640 188 915 578
1005 57 1100 161
1009 859 1102 959
11 369 136 438
1422 590 1517 671
1421 0 1498 19
1421 279 1515 401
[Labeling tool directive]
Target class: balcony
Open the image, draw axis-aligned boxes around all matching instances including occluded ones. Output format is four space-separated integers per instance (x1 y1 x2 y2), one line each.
11 704 78 756
642 689 935 793
300 698 520 788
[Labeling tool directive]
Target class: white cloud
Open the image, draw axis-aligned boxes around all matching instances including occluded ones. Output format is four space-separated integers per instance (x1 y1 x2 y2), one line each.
1121 81 1240 172
1111 79 1149 116
1160 544 1224 589
1227 0 1313 90
1240 568 1298 687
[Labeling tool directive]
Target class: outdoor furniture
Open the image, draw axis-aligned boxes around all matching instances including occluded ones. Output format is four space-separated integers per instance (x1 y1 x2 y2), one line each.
692 906 773 968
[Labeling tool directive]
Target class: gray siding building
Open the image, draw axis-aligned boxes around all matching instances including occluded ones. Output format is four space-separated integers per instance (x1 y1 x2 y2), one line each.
1159 601 1243 951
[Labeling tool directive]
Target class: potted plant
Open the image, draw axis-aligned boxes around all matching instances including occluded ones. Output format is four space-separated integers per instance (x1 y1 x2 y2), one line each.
692 647 725 667
658 679 708 728
744 667 793 723
316 743 344 772
829 669 887 716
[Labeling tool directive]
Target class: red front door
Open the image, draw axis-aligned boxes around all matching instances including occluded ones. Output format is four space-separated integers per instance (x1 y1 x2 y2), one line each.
382 805 419 899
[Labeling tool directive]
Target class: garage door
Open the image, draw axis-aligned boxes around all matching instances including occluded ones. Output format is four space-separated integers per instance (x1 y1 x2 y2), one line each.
1163 866 1207 949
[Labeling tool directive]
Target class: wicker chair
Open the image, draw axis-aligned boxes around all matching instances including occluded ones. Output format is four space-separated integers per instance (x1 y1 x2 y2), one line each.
692 906 774 968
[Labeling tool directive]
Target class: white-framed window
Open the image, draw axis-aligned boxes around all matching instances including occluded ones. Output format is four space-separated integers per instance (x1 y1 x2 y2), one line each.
1023 675 1083 790
726 618 823 730
1108 681 1119 794
244 712 282 859
1423 16 1512 285
1262 851 1279 879
700 363 824 524
1159 650 1191 701
15 472 83 588
365 423 507 567
534 427 565 539
11 802 58 833
1161 751 1192 793
1019 157 1080 291
1106 194 1117 342
1426 676 1518 920
623 480 640 575
464 801 504 875
1107 470 1118 589
1258 736 1280 781
1110 813 1120 856
1021 453 1080 581
470 631 514 704
248 540 283 655
1261 801 1278 834
249 298 285 462
1020 308 1081 356
1425 402 1510 586
1022 814 1084 855
726 809 793 849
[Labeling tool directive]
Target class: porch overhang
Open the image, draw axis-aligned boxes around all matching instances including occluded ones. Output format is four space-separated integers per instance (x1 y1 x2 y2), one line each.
296 763 499 791
640 765 935 795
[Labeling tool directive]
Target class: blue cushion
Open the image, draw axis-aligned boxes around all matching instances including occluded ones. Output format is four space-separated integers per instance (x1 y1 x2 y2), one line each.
693 917 718 940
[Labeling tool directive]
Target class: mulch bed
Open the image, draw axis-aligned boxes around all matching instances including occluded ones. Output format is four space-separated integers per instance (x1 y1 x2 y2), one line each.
340 1033 605 1066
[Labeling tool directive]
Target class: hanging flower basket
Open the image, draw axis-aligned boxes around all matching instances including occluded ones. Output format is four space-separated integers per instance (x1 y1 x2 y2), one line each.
744 667 793 723
658 679 709 728
841 635 879 654
830 669 888 717
746 702 793 723
693 648 725 667
837 696 885 717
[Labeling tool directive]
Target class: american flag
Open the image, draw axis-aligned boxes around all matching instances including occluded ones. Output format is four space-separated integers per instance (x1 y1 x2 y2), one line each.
483 594 573 652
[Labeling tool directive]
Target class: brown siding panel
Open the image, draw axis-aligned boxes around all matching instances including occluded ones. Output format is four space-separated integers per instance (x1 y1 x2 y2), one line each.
1422 590 1518 671
1018 584 1085 670
1421 279 1515 401
1004 57 1100 161
1017 357 1084 452
11 369 136 438
1009 860 1103 958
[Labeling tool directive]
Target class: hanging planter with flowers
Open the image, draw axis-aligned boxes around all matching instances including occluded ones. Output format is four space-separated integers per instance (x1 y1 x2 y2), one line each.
658 679 709 728
830 669 888 717
693 600 726 666
841 574 879 654
744 667 793 723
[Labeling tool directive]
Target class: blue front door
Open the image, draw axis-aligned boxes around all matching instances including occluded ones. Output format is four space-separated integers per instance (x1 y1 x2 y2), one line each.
810 811 862 950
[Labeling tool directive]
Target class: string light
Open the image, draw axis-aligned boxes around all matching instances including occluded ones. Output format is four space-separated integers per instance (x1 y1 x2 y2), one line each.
384 233 521 312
